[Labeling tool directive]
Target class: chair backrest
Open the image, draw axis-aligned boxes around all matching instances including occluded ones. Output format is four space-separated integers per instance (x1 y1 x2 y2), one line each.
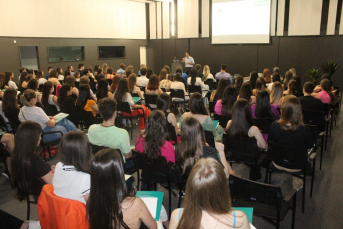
107 79 112 85
253 118 274 134
75 81 80 89
302 109 326 132
161 87 166 92
229 175 283 213
208 81 218 90
204 130 215 148
55 85 62 97
204 79 213 84
209 101 216 115
188 85 202 94
213 114 230 129
322 103 331 116
75 107 95 129
131 93 139 97
44 105 59 116
139 87 146 93
304 124 319 147
170 89 185 99
90 144 108 155
37 184 89 229
0 114 9 132
144 94 158 109
222 133 259 164
167 122 177 144
268 141 309 170
117 101 132 114
134 153 170 184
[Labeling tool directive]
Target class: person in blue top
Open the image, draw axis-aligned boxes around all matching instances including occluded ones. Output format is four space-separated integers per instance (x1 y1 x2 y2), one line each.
181 51 195 75
169 158 250 229
215 64 233 84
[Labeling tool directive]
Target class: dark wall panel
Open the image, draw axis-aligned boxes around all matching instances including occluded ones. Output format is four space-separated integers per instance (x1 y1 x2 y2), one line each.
162 39 176 70
257 37 279 73
147 39 163 74
0 37 147 81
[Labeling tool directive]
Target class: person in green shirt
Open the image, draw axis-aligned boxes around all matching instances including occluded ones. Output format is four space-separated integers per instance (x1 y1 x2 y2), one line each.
88 97 132 163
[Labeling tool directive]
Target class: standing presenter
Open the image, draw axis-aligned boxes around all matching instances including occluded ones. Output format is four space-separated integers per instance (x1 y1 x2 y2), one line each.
181 51 195 75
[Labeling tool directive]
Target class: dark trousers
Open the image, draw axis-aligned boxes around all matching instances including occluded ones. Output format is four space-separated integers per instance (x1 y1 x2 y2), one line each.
184 67 192 75
0 209 24 229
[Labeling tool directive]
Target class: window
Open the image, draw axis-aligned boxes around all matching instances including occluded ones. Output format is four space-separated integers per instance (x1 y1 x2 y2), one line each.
48 46 84 62
99 46 125 59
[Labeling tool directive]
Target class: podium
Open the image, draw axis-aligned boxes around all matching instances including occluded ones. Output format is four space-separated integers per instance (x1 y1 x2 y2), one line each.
171 60 182 74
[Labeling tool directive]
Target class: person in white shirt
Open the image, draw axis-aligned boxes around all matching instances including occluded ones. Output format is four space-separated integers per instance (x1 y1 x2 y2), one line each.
137 67 149 87
17 67 27 83
187 68 209 98
170 73 189 102
53 131 90 204
57 67 64 81
4 72 18 90
181 52 195 75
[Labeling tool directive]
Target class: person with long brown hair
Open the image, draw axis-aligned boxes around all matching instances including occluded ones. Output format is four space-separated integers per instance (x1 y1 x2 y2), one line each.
128 73 144 98
238 82 256 104
145 74 163 95
252 77 264 96
283 71 293 90
65 75 79 98
159 69 172 91
270 81 284 107
48 70 61 85
262 68 271 84
2 89 21 131
169 158 249 229
110 74 121 93
210 78 229 102
312 79 335 104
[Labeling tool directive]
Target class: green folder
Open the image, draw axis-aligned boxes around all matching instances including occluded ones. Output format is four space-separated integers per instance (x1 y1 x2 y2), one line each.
132 97 141 104
0 131 6 136
136 191 164 221
212 120 219 129
232 207 253 223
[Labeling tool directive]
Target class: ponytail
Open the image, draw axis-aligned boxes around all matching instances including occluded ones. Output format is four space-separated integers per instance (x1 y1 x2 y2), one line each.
20 89 36 107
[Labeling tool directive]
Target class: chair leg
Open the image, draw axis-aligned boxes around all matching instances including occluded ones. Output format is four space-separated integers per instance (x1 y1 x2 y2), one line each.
276 211 280 229
27 199 30 220
3 159 13 189
302 175 306 213
320 135 324 170
310 158 315 198
325 129 328 150
130 118 133 140
47 146 52 160
169 187 172 220
292 192 297 229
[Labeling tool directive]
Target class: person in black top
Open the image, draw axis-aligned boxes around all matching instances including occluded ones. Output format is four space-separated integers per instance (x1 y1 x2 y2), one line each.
11 121 53 199
299 82 324 112
57 84 78 126
2 89 21 132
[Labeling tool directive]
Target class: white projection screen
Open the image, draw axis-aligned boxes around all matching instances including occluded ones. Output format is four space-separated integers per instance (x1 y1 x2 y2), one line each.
212 0 271 44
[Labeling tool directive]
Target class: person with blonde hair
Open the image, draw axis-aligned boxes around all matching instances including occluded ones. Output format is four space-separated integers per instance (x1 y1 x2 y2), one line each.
159 69 172 91
289 68 297 77
202 65 215 82
170 158 249 229
270 81 284 107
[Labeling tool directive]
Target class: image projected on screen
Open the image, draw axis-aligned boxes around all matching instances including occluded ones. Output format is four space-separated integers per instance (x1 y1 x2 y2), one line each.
212 0 271 44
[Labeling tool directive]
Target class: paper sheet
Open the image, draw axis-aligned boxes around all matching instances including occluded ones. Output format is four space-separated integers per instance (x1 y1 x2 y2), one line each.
54 113 69 123
140 197 158 218
124 175 131 181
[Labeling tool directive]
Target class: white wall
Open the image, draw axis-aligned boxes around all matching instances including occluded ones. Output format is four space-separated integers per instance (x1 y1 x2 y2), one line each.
0 0 146 39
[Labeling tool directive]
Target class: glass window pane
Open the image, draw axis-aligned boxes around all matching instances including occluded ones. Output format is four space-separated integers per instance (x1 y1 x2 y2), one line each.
99 46 125 59
48 46 84 62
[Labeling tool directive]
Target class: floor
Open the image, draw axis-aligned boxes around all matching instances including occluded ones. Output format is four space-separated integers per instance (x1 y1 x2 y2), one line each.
1 106 343 228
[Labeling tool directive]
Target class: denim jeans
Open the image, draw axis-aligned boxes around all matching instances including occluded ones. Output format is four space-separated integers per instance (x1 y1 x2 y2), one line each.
42 118 78 142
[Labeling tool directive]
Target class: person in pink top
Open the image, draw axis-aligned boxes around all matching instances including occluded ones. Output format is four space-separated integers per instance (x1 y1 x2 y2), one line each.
135 110 175 164
313 79 332 104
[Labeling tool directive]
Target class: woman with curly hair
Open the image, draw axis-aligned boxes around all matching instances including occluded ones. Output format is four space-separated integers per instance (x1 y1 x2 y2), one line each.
145 74 163 95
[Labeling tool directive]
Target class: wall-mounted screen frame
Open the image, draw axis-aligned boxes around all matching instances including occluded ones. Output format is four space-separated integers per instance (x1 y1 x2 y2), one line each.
48 46 85 62
98 46 126 59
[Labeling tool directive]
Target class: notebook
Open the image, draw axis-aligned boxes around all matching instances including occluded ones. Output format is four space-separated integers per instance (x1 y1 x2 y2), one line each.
136 191 164 221
54 113 69 123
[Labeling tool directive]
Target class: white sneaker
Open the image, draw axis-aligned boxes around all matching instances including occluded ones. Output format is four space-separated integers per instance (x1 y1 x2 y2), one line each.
28 220 41 229
2 172 9 180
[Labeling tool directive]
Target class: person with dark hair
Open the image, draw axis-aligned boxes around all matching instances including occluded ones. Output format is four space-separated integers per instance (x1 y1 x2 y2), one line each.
137 67 149 87
11 121 54 199
291 76 303 95
252 90 279 120
283 71 293 90
42 81 60 113
170 73 188 101
93 65 100 77
36 69 47 85
128 73 144 98
159 69 172 91
146 75 163 96
163 65 173 80
96 78 113 101
215 64 232 83
114 79 150 132
65 75 79 98
263 68 271 84
110 74 121 93
57 84 77 126
312 79 335 104
17 67 27 83
179 92 220 141
176 117 232 176
76 85 99 117
78 63 85 76
56 67 64 81
157 93 179 138
124 69 132 79
194 64 203 79
116 63 126 78
252 78 264 96
106 67 114 79
269 95 313 190
267 73 281 91
175 66 188 85
187 68 209 97
18 72 29 90
135 110 175 163
284 79 299 96
27 78 42 104
19 90 78 142
48 70 61 86
45 67 53 80
4 72 18 90
170 158 248 229
80 75 97 102
146 67 154 79
210 78 229 102
181 51 195 75
299 82 324 112
88 97 132 161
234 75 244 93
226 99 266 180
238 82 256 104
2 89 21 131
249 71 258 90
214 85 237 119
53 131 90 203
86 149 157 229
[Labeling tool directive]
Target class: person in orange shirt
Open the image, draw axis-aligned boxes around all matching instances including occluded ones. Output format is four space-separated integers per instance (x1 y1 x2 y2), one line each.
76 85 99 117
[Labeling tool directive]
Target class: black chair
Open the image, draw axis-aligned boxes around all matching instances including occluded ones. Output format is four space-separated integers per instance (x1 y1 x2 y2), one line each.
167 122 177 145
131 93 139 98
43 105 59 116
144 94 158 110
134 153 182 219
170 89 188 114
117 101 145 140
161 87 166 92
209 101 216 118
58 80 64 85
204 130 215 148
254 118 274 135
188 85 202 94
223 133 266 181
107 79 112 85
266 141 316 213
139 87 146 93
75 107 98 130
207 81 218 90
52 85 56 95
302 109 326 170
26 196 38 220
75 81 80 89
213 113 230 129
40 131 64 160
229 175 297 229
204 78 213 84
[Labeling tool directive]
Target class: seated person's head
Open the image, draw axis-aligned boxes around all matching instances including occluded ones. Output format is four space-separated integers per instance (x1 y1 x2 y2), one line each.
279 95 303 130
98 98 117 121
59 131 90 173
83 68 90 76
189 92 208 115
80 76 90 86
221 64 227 71
140 67 147 76
320 79 331 93
156 93 171 112
303 82 315 94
